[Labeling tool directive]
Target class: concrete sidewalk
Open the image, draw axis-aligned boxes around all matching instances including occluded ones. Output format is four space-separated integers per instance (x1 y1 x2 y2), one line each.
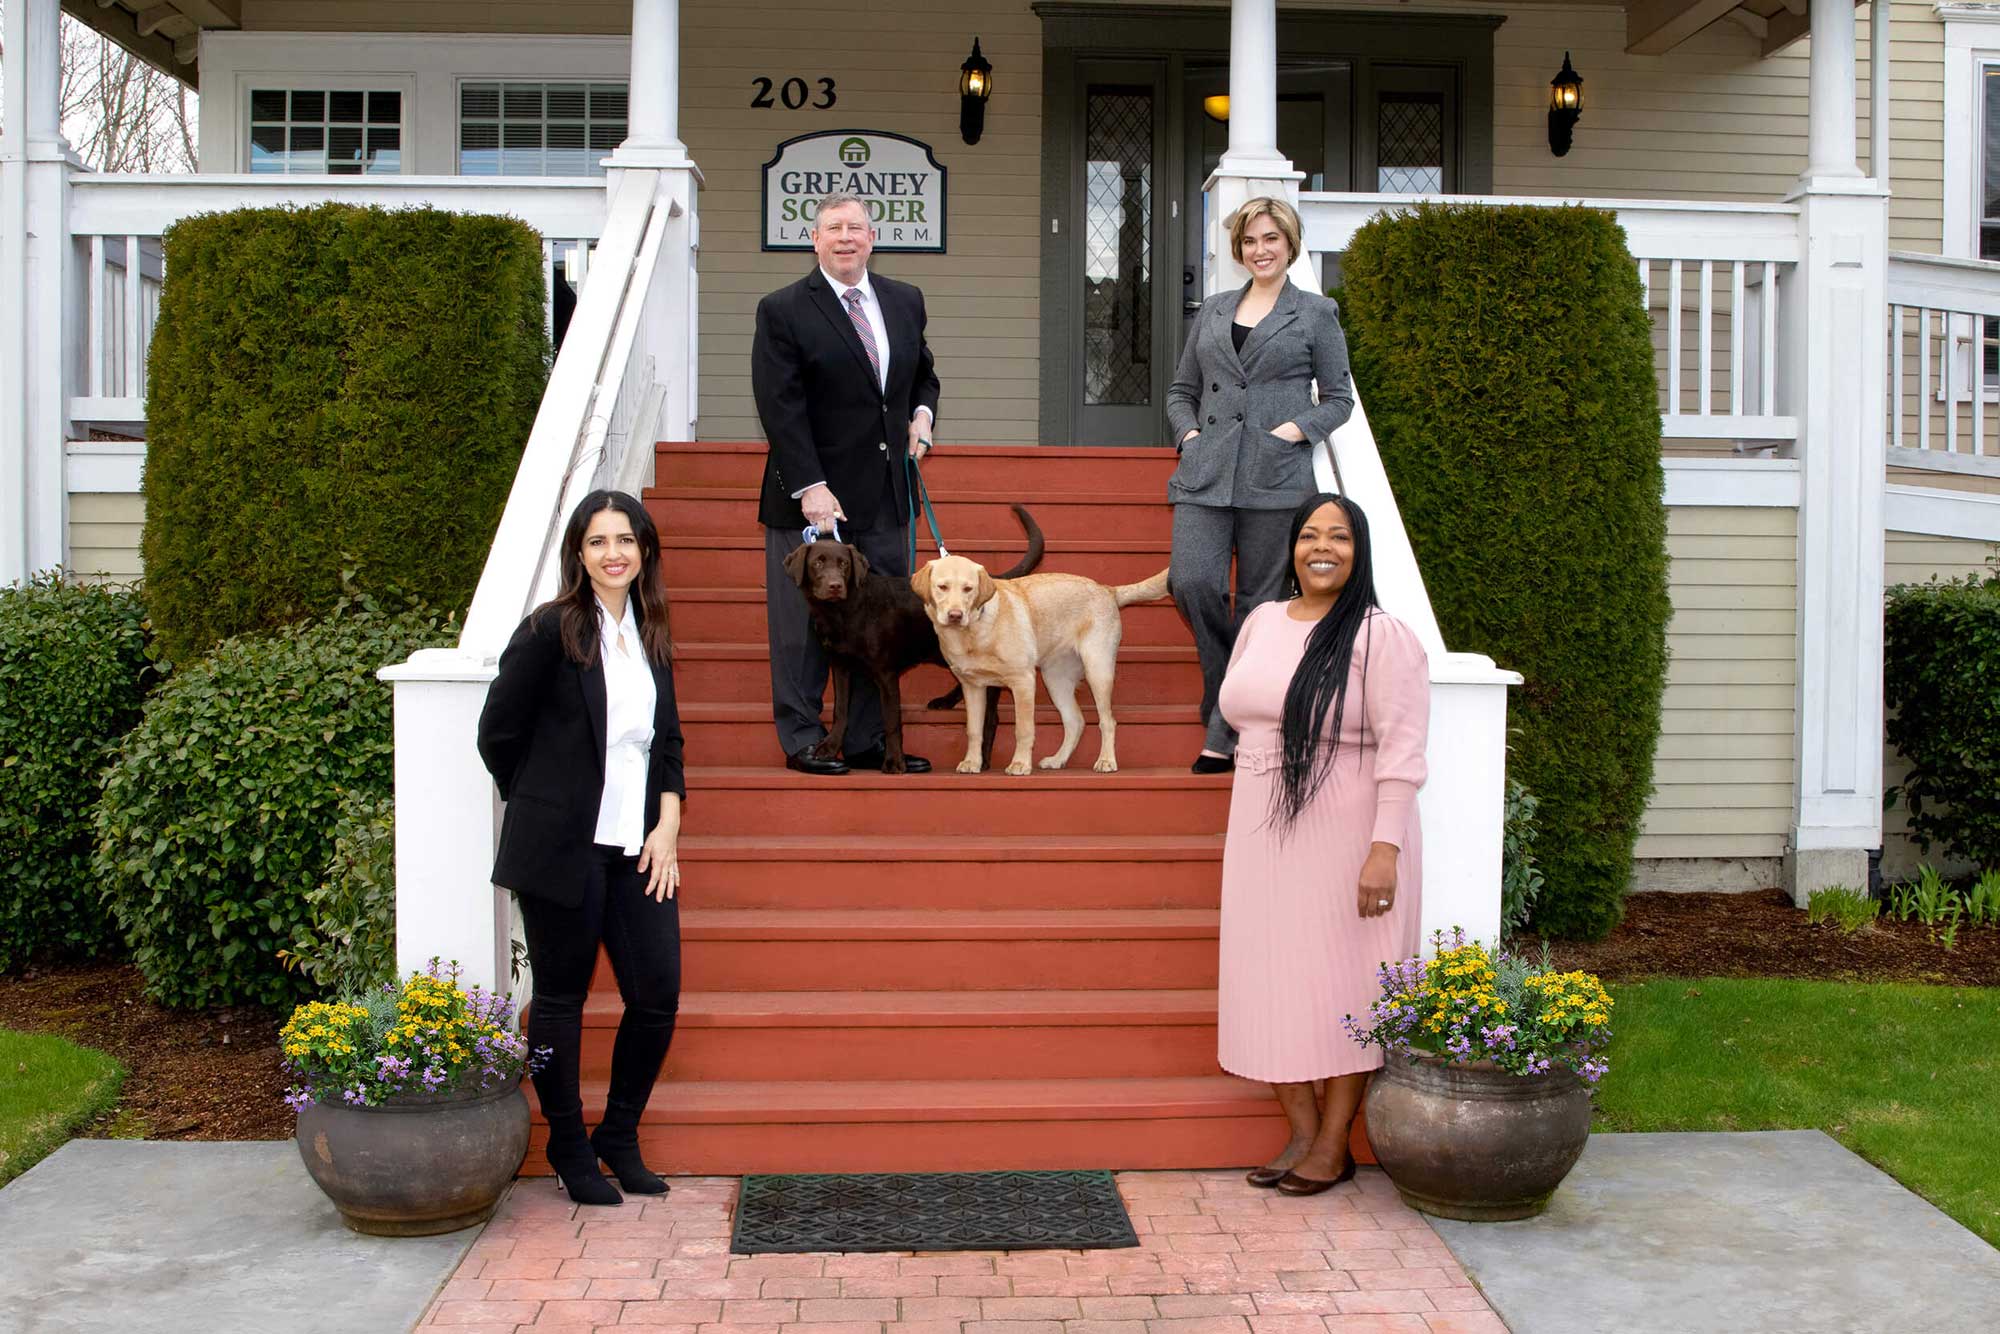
1431 1130 2000 1334
0 1140 473 1334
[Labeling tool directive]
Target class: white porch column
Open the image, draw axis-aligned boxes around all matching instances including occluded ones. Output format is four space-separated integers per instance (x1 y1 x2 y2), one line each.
1782 0 1889 903
608 0 693 168
1204 0 1305 296
381 653 513 994
0 0 74 586
1869 0 1889 187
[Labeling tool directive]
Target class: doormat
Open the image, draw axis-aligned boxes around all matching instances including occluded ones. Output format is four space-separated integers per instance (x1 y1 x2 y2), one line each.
730 1170 1142 1254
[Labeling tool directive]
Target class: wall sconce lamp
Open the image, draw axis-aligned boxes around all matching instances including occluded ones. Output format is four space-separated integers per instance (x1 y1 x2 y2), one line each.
1202 94 1231 123
960 38 993 145
1548 52 1583 157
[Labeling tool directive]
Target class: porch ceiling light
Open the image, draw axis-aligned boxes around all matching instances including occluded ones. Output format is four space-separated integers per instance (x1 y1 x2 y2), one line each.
960 37 994 146
1203 95 1231 123
1548 52 1583 157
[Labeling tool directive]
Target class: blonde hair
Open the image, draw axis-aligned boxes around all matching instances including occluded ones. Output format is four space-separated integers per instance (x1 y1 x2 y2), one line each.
1228 197 1303 267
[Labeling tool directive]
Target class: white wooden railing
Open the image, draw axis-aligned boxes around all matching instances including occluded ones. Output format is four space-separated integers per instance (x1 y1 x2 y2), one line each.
1299 194 1803 453
64 175 610 432
1885 251 2000 478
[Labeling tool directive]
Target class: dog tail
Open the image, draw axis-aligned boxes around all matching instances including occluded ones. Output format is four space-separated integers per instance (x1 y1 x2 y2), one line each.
1114 567 1171 606
993 503 1045 580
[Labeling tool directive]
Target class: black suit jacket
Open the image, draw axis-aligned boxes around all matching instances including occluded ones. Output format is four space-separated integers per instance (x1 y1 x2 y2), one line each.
751 268 942 531
476 606 686 907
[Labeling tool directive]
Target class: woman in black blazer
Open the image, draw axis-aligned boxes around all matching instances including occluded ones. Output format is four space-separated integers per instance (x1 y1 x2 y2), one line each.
477 489 686 1206
1165 197 1354 775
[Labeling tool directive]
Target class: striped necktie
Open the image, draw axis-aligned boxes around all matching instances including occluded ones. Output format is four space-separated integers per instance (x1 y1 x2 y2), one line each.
842 287 883 389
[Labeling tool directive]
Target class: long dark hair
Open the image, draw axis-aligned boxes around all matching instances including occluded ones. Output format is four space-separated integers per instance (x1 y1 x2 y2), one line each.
547 489 673 666
1271 493 1378 833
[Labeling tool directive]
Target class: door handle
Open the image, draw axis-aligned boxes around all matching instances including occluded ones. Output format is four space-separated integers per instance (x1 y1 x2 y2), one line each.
1183 300 1204 314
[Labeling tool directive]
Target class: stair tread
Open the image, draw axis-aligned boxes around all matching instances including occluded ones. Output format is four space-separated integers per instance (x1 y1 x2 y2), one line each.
575 1074 1274 1122
621 988 1221 1026
664 534 1174 554
685 765 1229 789
677 641 1195 660
681 701 1202 722
656 442 1178 461
673 585 1174 602
678 832 1221 857
656 485 1167 504
678 907 1217 939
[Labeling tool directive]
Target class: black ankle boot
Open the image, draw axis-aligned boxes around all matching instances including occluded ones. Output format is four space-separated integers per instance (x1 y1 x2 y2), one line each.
591 1100 668 1195
545 1111 623 1206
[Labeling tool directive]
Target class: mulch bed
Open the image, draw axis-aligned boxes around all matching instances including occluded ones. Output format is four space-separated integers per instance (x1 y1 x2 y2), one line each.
1527 889 2000 988
0 890 1993 1147
0 962 291 1142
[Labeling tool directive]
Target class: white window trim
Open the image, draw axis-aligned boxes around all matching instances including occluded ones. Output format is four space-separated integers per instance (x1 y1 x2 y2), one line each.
240 78 416 177
1940 4 2000 261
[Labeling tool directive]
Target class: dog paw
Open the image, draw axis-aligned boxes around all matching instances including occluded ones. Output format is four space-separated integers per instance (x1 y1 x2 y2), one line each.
1038 756 1066 770
881 756 907 775
957 757 983 774
1093 756 1119 773
807 740 842 762
1005 759 1032 776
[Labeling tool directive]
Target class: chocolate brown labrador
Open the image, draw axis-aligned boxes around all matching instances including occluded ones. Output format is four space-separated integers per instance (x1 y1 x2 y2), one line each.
781 504 1044 774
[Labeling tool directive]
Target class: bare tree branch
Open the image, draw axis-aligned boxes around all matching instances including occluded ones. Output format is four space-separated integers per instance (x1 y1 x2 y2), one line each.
0 2 198 172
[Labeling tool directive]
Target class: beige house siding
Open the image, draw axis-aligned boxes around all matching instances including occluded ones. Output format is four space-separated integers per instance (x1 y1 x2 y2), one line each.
67 493 145 585
1881 529 1996 877
1637 504 1798 862
240 2 635 31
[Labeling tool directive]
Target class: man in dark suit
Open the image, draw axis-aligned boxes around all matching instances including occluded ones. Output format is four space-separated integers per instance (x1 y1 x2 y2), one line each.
753 191 941 775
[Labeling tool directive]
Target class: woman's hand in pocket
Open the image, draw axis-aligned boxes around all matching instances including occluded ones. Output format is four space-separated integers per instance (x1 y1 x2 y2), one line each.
1269 421 1308 444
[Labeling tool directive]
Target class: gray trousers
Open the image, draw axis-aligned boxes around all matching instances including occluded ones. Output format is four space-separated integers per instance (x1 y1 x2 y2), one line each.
764 521 912 758
1170 503 1296 754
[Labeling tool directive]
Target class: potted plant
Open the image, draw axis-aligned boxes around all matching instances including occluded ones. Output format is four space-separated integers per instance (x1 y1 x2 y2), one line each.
282 959 541 1236
1345 929 1613 1221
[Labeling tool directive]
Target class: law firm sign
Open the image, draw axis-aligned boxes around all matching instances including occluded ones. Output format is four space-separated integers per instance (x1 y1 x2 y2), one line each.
762 130 947 253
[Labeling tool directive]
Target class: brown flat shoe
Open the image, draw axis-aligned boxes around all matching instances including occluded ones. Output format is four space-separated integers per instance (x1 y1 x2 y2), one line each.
1244 1165 1289 1188
1274 1161 1357 1196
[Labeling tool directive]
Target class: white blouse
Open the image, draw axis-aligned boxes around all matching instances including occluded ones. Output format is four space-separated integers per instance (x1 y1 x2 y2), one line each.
593 596 658 854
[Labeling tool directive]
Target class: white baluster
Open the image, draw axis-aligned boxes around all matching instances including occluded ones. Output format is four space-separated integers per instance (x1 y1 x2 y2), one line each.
125 234 144 402
1919 308 1931 454
1890 304 1903 452
1698 259 1714 416
88 237 106 398
1668 260 1683 418
1761 262 1777 418
1730 261 1745 417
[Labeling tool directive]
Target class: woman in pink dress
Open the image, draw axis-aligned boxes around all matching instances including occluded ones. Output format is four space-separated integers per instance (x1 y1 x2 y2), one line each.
1215 493 1429 1195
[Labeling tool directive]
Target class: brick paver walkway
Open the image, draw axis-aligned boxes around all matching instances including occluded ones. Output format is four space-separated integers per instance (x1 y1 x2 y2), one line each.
416 1169 1505 1334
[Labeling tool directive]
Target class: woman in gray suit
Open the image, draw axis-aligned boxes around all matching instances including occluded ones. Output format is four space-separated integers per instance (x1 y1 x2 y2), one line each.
1166 197 1355 773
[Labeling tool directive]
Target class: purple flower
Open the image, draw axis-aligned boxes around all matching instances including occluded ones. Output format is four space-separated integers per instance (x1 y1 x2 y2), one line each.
283 1087 314 1112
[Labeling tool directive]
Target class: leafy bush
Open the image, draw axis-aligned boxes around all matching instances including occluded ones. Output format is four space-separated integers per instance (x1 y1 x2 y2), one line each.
279 788 396 997
143 203 548 662
0 573 155 972
94 594 452 1007
1501 779 1545 938
1884 563 2000 870
1340 203 1670 939
1805 886 1878 934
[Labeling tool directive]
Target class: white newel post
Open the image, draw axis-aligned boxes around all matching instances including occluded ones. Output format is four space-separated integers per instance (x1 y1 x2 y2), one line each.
1782 0 1889 903
0 0 74 586
1205 0 1519 947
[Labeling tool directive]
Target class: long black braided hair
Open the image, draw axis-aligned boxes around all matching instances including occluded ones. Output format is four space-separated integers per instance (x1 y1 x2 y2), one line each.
1270 492 1378 834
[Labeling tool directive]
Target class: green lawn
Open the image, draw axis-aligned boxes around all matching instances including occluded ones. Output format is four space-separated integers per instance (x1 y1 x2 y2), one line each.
0 1027 125 1189
1596 978 2000 1247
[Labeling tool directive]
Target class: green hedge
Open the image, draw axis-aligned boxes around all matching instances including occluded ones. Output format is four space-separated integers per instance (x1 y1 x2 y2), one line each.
0 574 155 972
1885 562 2000 870
143 203 549 663
93 595 452 1008
279 787 397 997
1341 203 1670 939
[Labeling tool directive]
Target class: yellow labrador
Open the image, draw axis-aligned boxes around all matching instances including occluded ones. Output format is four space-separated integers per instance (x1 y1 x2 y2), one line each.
912 555 1170 775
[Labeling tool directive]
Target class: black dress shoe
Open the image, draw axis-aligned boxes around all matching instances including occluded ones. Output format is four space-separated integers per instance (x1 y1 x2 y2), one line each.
1245 1165 1290 1188
1191 754 1235 775
844 748 932 774
1275 1161 1357 1196
786 748 849 775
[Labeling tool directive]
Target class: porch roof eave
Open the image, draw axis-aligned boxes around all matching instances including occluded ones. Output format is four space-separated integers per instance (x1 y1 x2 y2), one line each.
57 0 243 90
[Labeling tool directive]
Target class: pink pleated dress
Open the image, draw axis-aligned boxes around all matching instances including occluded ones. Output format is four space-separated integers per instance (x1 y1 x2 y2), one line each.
1215 601 1429 1083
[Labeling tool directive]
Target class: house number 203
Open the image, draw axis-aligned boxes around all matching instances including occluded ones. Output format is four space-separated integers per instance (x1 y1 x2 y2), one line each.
751 77 836 110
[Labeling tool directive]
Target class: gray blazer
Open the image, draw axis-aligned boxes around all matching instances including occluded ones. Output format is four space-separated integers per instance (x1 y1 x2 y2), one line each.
1164 280 1354 509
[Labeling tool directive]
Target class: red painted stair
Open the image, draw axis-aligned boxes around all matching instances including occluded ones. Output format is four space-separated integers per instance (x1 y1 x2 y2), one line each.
531 440 1302 1174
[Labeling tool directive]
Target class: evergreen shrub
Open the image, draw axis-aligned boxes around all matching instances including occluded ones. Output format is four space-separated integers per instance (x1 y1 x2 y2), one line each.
93 594 452 1007
1885 561 2000 870
143 203 548 662
0 574 155 971
1340 203 1670 938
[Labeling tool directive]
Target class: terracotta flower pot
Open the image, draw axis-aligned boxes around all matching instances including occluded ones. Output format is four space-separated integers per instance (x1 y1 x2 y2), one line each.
1363 1054 1592 1221
295 1077 530 1236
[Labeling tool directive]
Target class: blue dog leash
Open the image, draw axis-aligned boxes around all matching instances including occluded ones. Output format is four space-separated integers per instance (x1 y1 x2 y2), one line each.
904 452 949 571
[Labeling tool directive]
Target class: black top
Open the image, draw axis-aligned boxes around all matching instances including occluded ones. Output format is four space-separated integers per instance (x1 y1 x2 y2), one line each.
1231 321 1253 352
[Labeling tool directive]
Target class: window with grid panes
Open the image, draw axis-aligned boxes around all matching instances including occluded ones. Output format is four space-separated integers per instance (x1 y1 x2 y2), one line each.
459 83 629 177
248 89 402 174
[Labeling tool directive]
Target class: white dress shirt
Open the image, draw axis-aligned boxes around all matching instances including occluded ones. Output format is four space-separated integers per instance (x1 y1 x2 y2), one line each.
593 596 658 855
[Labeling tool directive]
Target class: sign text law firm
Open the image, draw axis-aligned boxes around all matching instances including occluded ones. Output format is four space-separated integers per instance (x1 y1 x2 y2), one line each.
762 131 948 253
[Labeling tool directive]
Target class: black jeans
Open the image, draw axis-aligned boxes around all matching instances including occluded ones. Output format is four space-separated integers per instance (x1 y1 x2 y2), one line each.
516 844 682 1132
